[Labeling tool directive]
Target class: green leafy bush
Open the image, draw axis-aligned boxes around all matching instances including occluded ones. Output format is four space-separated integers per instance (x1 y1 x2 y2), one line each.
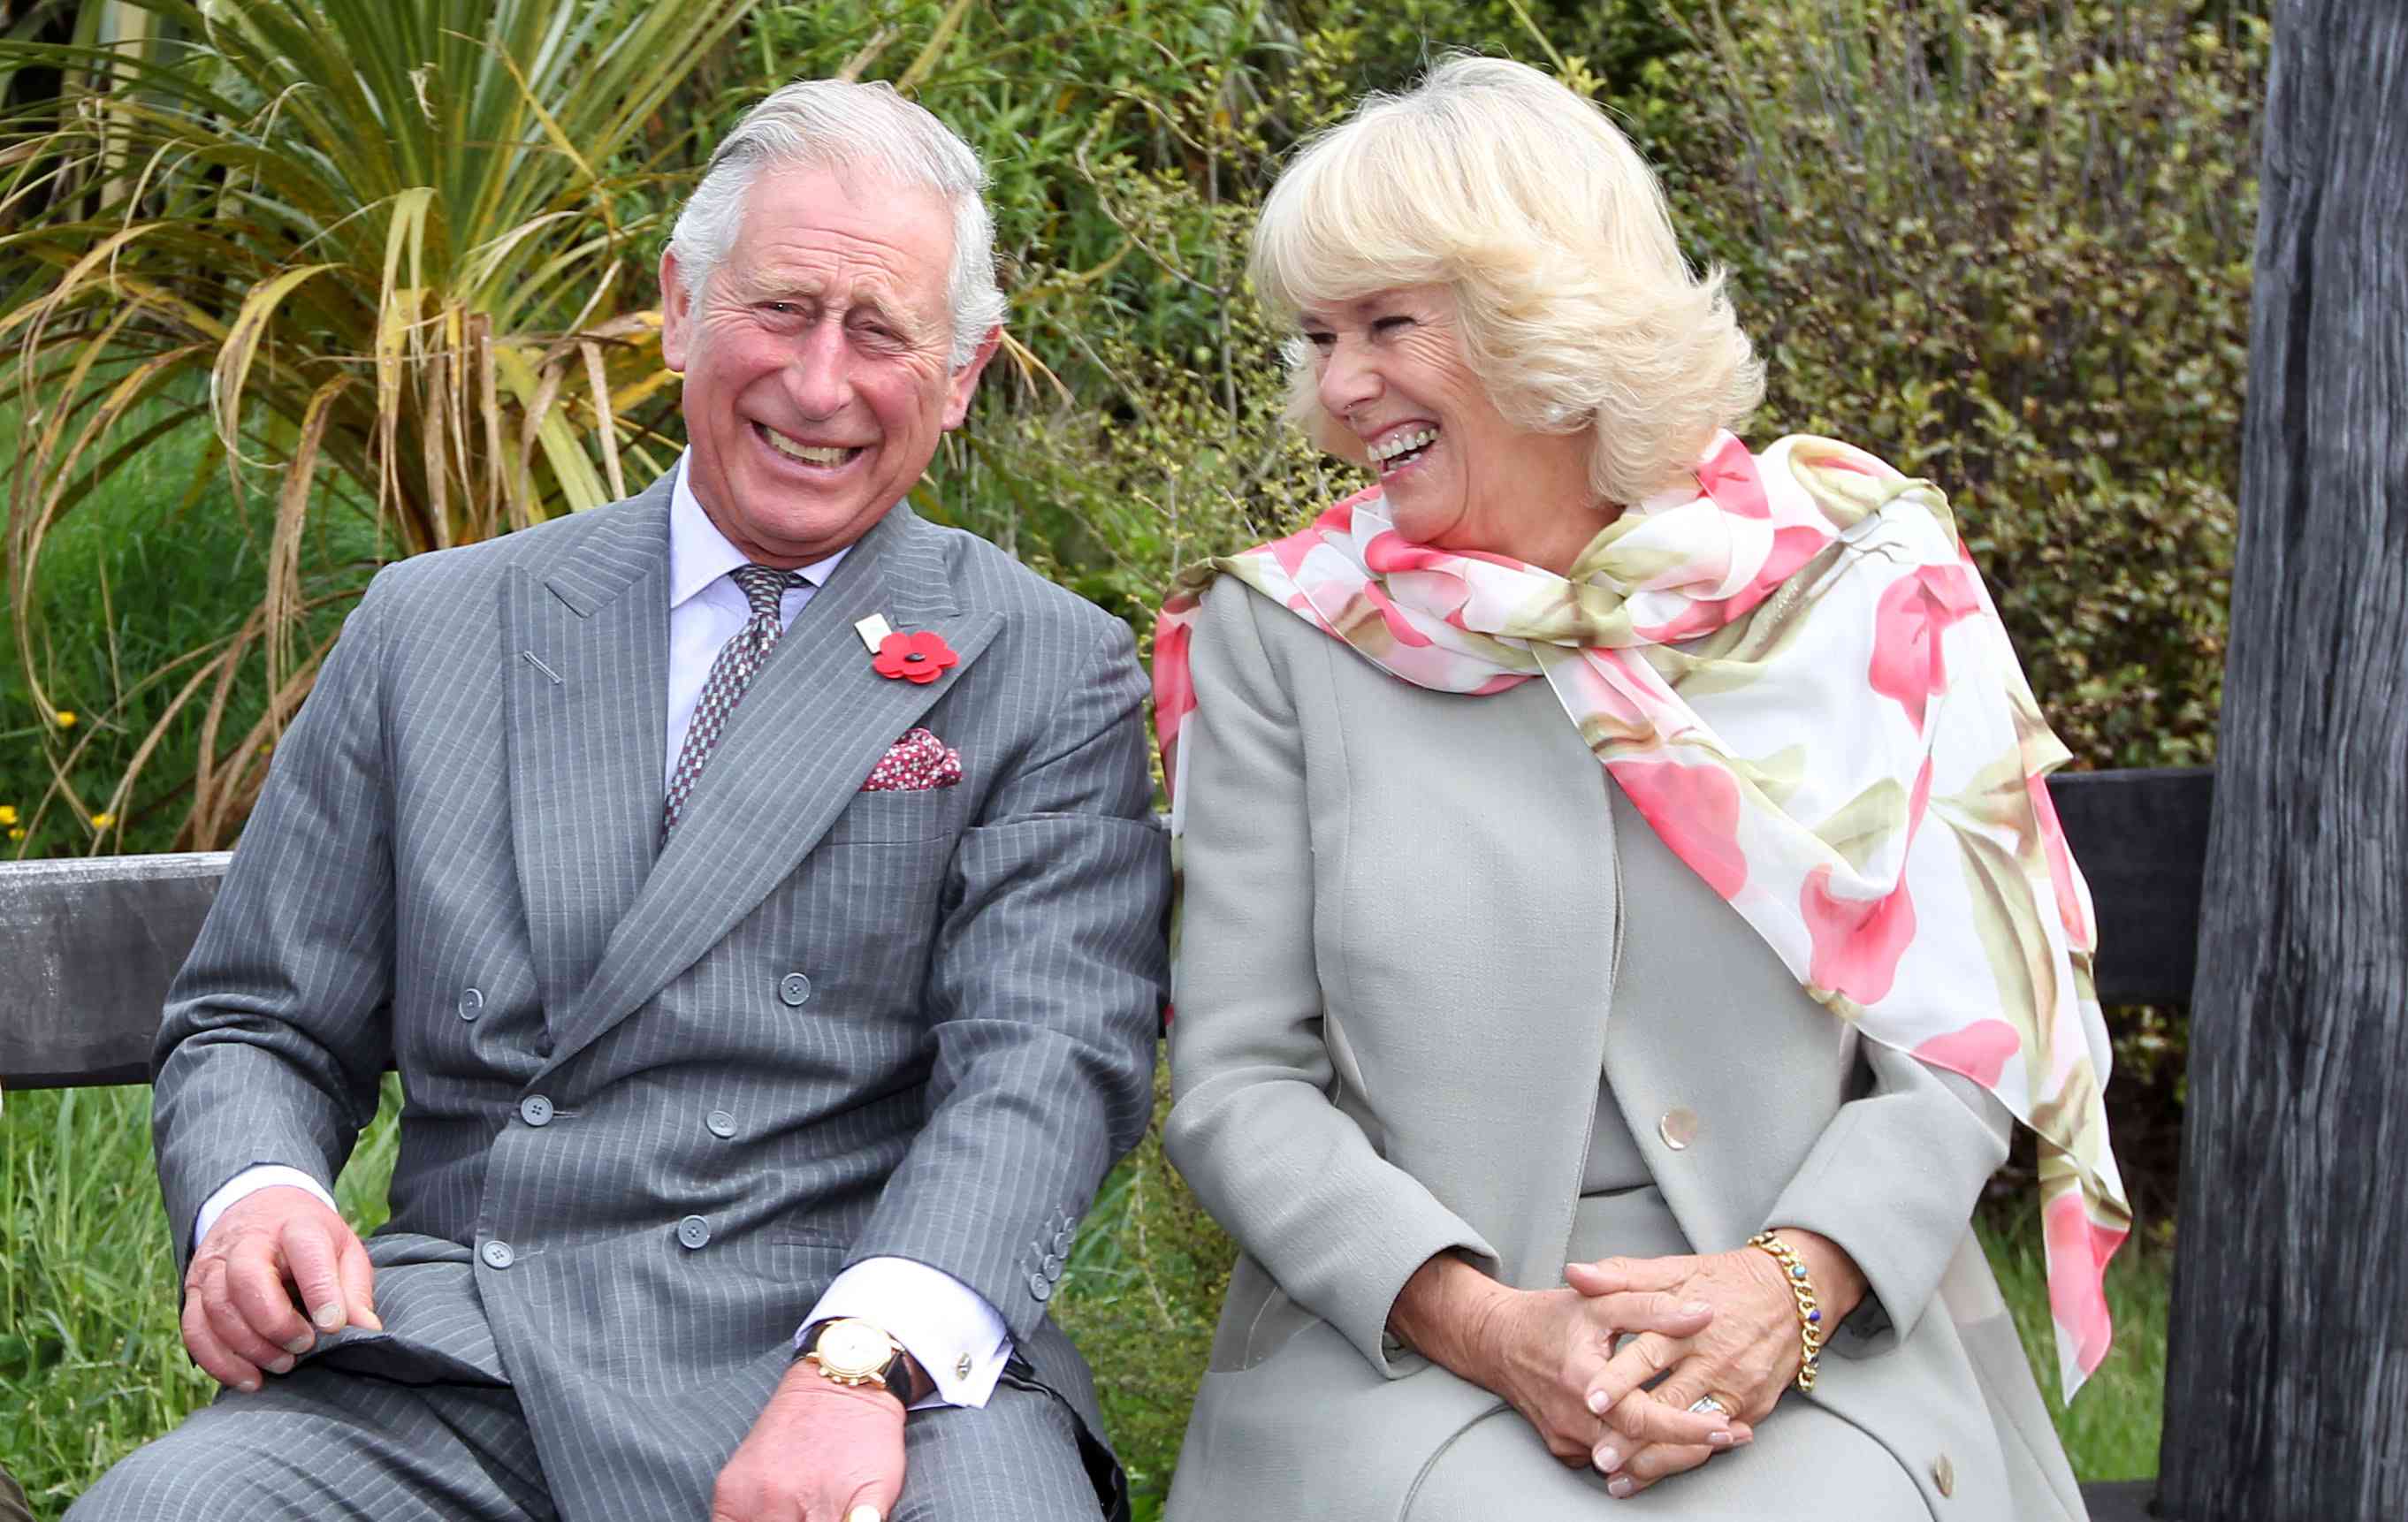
1675 0 2262 771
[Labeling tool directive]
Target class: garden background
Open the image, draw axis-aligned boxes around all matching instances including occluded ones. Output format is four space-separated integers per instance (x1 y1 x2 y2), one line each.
0 0 2259 1515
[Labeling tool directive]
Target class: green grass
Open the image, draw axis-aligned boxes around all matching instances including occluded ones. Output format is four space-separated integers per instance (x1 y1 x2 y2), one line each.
1982 1206 2171 1482
0 1077 400 1518
0 400 385 861
1 1063 2164 1519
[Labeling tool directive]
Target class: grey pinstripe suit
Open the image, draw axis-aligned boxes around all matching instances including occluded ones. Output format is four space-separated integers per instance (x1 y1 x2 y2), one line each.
77 476 1169 1520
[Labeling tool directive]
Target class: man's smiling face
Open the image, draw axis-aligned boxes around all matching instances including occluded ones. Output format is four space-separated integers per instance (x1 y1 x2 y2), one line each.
660 161 997 567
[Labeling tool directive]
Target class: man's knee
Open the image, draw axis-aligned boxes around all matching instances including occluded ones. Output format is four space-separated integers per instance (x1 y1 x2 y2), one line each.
67 1372 543 1522
66 1416 276 1522
893 1381 1106 1522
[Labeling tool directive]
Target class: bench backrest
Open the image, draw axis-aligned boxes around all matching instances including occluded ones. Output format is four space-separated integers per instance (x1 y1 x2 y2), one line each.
0 768 2213 1091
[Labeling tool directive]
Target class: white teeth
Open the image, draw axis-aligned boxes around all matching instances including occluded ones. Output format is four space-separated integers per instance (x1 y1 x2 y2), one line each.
760 426 854 466
1369 427 1437 463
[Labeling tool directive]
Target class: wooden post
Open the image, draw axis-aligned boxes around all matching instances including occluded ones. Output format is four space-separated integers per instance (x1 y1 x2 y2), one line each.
2157 4 2408 1519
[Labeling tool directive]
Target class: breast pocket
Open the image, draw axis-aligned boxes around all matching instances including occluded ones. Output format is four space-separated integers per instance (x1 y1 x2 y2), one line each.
819 788 964 846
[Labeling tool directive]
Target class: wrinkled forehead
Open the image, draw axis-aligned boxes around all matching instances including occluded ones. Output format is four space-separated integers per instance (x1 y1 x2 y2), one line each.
722 161 956 309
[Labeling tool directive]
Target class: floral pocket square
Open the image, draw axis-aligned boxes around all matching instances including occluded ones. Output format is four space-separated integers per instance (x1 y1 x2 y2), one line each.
861 727 963 792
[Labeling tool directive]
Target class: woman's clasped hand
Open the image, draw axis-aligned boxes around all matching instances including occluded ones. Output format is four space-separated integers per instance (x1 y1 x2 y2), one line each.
1389 1252 1744 1479
1566 1235 1867 1496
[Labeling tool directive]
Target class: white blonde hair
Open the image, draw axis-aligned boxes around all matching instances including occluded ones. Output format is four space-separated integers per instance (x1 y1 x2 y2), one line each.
1251 56 1763 505
668 79 1006 368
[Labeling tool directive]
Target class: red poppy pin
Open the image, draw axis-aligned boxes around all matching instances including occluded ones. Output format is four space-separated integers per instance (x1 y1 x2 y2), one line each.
873 628 957 684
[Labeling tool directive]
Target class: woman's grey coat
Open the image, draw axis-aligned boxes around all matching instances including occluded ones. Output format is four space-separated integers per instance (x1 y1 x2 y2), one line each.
1162 579 2088 1520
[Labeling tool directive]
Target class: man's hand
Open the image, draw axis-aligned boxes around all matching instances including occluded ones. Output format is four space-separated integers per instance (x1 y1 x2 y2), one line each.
181 1183 380 1392
712 1361 907 1522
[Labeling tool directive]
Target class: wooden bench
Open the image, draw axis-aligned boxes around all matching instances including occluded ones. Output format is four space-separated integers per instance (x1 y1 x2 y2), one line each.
0 770 2211 1518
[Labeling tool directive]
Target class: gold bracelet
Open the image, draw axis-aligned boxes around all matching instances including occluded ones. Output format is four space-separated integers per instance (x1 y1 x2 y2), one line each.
1747 1230 1825 1392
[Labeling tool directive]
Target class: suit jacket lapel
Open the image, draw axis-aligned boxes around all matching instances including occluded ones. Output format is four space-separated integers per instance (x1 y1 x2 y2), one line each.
503 482 673 1033
547 506 1001 1066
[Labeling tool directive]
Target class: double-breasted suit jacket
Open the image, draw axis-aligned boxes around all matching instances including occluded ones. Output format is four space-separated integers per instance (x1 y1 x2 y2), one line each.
149 475 1170 1518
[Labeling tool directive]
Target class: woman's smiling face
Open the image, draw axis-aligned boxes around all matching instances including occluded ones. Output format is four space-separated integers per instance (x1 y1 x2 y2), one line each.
1299 285 1609 573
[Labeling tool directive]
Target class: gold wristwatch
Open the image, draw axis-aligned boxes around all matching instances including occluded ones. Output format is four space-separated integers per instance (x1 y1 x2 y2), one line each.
798 1318 915 1398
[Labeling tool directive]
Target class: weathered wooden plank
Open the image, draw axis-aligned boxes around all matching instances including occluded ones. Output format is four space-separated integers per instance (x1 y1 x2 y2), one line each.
0 853 226 1088
2046 767 2214 1008
0 767 2211 1090
2159 4 2408 1520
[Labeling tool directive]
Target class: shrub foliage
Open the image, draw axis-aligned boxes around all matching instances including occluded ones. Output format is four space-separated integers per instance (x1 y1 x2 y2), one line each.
0 0 757 846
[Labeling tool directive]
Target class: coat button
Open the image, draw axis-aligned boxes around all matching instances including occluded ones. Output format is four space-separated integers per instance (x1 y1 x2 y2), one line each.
480 1239 514 1269
677 1214 712 1250
518 1094 553 1127
1932 1455 1955 1497
1657 1107 1700 1151
1052 1229 1073 1254
778 972 812 1007
458 987 484 1021
705 1109 737 1138
1028 1272 1052 1302
1042 1253 1064 1282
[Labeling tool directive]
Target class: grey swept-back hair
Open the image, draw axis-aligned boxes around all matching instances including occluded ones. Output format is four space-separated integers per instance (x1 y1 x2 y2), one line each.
667 79 1006 368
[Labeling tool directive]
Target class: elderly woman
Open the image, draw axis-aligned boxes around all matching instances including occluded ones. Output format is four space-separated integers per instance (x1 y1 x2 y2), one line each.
1151 57 2127 1520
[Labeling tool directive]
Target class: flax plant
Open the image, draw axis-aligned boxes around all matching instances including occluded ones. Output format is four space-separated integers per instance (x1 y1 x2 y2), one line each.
0 0 757 849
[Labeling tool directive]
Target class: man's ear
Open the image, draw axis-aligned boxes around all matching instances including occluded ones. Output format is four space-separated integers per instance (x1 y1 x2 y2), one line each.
659 251 693 373
941 325 1004 430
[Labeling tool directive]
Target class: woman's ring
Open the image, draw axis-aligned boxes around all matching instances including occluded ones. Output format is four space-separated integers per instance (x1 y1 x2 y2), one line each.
1688 1395 1728 1416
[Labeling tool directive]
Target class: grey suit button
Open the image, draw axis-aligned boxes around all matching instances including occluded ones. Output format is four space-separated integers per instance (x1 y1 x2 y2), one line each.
1028 1272 1052 1302
1052 1229 1073 1254
778 972 812 1007
1041 1253 1063 1282
705 1109 737 1138
1932 1455 1956 1497
480 1239 514 1269
519 1094 553 1127
458 987 484 1021
1657 1107 1700 1151
677 1214 712 1250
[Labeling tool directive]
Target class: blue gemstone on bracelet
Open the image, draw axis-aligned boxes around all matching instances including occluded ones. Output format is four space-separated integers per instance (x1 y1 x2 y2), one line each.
1808 1310 1822 1323
1791 1265 1807 1279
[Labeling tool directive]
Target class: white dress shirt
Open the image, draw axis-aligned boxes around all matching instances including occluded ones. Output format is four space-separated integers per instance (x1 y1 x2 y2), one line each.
196 456 1014 1409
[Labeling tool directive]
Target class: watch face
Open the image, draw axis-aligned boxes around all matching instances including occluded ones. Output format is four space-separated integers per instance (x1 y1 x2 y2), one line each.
817 1320 893 1376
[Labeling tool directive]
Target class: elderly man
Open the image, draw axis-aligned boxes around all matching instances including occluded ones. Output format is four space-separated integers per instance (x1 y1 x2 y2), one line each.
72 80 1167 1522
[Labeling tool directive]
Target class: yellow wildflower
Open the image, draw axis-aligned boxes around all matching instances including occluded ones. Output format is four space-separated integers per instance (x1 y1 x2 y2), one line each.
6 827 23 842
0 805 15 826
90 811 114 829
53 710 77 728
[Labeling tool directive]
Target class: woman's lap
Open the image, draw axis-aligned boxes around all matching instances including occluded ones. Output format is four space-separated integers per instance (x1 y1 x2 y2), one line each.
1405 1390 1927 1522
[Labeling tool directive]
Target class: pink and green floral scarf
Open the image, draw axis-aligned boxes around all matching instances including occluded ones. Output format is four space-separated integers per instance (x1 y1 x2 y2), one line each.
1152 431 2128 1399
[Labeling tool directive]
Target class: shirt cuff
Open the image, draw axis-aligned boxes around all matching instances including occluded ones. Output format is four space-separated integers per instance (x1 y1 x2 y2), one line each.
194 1165 339 1255
798 1257 1013 1410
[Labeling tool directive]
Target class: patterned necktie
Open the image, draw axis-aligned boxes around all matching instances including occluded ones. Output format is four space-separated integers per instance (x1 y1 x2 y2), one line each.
663 563 805 835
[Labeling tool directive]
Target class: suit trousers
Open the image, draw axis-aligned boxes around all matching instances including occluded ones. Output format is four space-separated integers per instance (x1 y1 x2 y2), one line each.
69 1366 1096 1522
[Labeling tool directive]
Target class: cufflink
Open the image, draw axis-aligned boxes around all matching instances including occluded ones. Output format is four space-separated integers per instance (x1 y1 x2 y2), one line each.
956 1352 972 1379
